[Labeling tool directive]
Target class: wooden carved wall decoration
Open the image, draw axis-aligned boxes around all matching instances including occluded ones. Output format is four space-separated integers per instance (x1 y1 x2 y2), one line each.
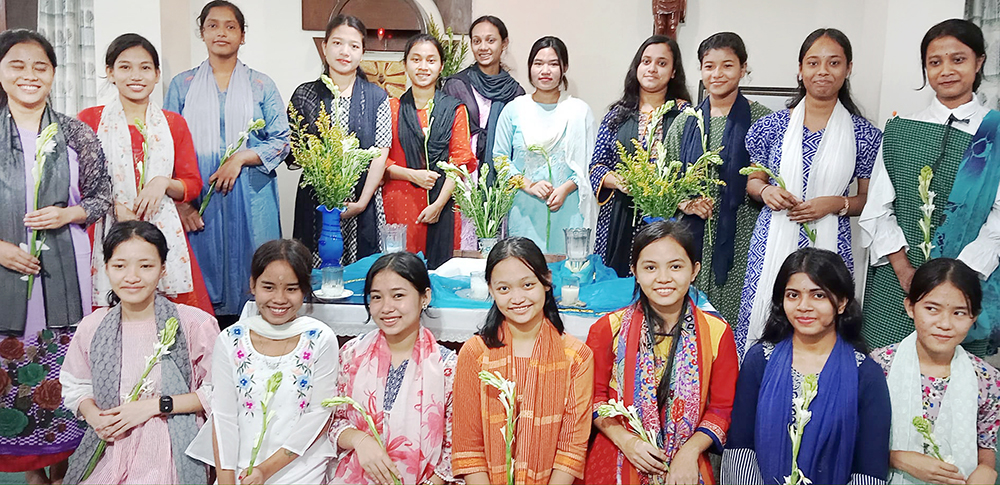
360 60 407 97
652 0 686 38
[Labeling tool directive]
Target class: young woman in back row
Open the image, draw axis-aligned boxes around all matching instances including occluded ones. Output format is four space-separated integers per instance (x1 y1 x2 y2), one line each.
79 33 213 315
589 35 691 277
493 37 596 254
288 14 391 267
662 32 772 324
382 34 475 269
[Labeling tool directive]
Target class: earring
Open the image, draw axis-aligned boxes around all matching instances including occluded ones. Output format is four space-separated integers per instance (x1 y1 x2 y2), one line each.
422 303 429 310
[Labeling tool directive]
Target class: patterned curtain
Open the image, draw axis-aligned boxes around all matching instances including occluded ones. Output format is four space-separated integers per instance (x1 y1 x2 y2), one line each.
37 0 96 114
967 0 1000 109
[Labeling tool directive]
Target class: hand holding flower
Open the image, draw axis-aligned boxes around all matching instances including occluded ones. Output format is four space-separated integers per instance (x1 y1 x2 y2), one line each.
621 436 669 475
787 196 842 223
678 197 714 220
352 432 400 485
209 150 257 195
409 168 440 190
0 240 39 275
132 176 170 220
24 206 84 230
99 398 161 440
664 445 701 485
760 185 802 211
526 180 554 199
891 450 965 485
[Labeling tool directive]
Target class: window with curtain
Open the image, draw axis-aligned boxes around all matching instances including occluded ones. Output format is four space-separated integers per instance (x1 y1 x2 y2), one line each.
967 0 1000 109
37 0 95 114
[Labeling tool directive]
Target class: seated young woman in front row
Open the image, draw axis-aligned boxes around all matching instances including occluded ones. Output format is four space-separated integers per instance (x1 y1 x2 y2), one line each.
585 221 738 485
328 252 458 485
61 221 219 485
722 247 891 485
872 258 999 485
452 237 594 484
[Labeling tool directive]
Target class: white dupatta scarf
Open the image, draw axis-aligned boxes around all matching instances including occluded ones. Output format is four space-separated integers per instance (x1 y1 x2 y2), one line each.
887 332 978 483
747 101 856 344
92 96 192 305
515 94 597 244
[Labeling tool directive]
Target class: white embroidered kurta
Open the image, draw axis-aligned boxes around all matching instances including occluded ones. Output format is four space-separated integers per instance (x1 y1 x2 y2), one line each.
186 318 339 484
860 96 1000 278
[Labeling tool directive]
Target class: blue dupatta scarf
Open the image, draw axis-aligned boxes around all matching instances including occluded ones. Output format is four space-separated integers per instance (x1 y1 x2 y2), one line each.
679 93 752 278
934 109 1000 345
756 336 858 485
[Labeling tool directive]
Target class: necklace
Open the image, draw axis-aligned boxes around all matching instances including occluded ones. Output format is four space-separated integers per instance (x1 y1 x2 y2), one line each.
250 333 299 369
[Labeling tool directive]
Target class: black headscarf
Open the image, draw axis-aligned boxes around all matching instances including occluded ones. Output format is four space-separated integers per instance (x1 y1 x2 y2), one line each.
443 65 524 183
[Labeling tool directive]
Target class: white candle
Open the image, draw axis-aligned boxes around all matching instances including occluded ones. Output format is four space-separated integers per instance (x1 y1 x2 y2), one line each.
470 273 489 300
562 285 579 305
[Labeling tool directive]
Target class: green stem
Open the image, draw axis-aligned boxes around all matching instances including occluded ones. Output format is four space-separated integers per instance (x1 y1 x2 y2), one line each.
198 180 218 216
80 440 107 481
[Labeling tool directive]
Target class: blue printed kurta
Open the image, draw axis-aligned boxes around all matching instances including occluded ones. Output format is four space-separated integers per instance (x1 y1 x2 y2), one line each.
164 66 290 316
736 110 881 353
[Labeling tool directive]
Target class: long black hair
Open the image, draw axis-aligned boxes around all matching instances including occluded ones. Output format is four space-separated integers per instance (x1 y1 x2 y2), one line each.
478 237 563 348
527 36 570 90
609 35 690 126
363 251 432 320
102 221 169 306
908 258 983 317
105 33 160 69
630 220 700 414
0 30 56 109
760 247 867 353
920 19 986 91
322 14 367 77
786 28 862 117
250 239 315 302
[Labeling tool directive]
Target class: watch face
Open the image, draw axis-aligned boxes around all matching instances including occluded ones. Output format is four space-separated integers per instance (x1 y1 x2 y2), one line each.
160 396 172 413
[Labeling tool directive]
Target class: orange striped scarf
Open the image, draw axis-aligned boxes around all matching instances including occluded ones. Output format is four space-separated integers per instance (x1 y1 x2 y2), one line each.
478 321 570 484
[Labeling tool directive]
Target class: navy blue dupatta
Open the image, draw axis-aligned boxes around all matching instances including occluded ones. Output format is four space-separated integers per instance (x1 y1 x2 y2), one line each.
755 336 858 485
679 93 752 283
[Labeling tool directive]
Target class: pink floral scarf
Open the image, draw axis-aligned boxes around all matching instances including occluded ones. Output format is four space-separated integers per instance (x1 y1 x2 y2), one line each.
332 327 445 484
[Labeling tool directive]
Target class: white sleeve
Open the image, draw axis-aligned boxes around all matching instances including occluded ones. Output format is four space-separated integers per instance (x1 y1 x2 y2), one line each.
280 332 339 456
209 332 241 471
859 147 908 265
957 185 1000 279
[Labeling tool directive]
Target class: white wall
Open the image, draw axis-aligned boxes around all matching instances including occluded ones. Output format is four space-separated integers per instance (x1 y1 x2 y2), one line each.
90 0 966 238
92 0 164 105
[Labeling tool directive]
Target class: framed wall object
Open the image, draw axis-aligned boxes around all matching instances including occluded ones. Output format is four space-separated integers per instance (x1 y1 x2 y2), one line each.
697 83 798 112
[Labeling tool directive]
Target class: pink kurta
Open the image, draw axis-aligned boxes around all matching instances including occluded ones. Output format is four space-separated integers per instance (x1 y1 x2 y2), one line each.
60 304 219 485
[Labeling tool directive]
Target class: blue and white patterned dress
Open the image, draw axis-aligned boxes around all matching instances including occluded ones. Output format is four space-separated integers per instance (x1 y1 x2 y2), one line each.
735 110 881 354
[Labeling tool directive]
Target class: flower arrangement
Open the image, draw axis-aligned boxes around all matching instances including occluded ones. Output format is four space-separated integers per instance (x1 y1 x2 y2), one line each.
82 317 179 480
597 399 667 475
198 118 266 216
438 157 524 239
428 19 469 78
134 118 151 191
244 371 283 478
917 166 936 261
613 104 725 222
785 373 819 485
322 396 401 485
525 144 555 248
739 165 818 244
23 123 57 300
289 77 382 211
479 370 517 485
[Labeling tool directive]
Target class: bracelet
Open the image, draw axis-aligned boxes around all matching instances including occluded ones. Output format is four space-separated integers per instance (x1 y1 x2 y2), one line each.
838 196 850 217
759 184 772 200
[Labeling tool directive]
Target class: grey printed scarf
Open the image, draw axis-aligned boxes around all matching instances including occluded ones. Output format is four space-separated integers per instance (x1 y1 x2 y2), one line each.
64 295 205 484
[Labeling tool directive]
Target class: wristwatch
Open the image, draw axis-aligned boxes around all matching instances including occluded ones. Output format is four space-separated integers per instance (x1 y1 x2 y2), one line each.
159 395 173 414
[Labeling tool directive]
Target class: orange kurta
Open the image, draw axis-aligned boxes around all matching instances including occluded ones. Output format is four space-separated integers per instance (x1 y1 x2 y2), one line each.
383 99 476 254
78 106 213 316
452 323 594 484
